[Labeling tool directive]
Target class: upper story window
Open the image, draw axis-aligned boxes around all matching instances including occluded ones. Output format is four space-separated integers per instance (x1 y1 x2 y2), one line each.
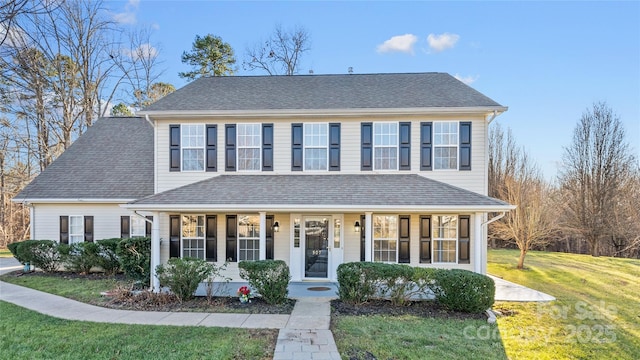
373 122 398 170
304 123 328 171
361 122 410 171
433 122 458 170
237 124 261 171
181 124 205 171
421 121 471 171
292 123 340 172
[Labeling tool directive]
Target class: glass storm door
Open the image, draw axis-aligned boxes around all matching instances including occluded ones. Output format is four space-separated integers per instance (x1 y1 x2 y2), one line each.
304 217 329 278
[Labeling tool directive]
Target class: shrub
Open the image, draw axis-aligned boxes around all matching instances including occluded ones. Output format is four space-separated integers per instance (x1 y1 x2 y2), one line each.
116 237 151 284
238 260 290 305
375 263 415 306
156 257 213 302
336 262 378 304
432 269 495 313
15 240 60 273
59 242 102 274
96 238 122 275
8 242 27 264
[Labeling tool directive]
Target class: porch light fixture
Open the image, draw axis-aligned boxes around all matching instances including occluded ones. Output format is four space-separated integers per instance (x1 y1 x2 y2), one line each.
354 221 361 233
273 221 280 232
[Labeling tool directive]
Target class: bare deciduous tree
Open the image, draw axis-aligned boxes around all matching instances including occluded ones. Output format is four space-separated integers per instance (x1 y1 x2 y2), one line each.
489 124 557 269
244 24 310 75
558 102 635 257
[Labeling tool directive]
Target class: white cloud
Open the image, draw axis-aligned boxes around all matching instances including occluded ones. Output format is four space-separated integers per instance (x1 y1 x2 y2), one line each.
427 33 460 52
376 34 418 54
454 74 479 85
123 43 158 61
113 0 139 25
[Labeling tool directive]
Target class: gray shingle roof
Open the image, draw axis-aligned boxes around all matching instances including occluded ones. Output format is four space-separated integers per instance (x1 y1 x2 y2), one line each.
13 117 154 201
141 73 504 112
129 174 512 210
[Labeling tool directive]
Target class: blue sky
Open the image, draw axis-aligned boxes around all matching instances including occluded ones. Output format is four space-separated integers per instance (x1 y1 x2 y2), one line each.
108 0 640 180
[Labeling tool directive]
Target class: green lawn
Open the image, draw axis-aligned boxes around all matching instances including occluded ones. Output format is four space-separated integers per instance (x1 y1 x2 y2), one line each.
332 315 507 359
489 249 640 360
0 301 275 359
0 249 13 257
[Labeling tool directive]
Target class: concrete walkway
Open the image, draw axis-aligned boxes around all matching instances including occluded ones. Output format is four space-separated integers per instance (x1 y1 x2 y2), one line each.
490 275 555 302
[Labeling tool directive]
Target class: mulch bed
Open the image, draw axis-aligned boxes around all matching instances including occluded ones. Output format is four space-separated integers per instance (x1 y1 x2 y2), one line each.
331 299 486 320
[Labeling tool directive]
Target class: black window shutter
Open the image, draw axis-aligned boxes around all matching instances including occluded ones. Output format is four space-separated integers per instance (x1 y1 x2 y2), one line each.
360 215 366 261
84 216 94 243
266 215 274 260
419 216 431 263
145 216 153 237
262 124 274 171
120 216 130 239
206 215 217 262
420 122 433 171
226 215 237 262
398 215 410 263
169 215 180 258
206 125 217 172
291 123 303 171
169 125 180 172
361 123 373 171
459 215 471 264
60 216 69 244
225 124 236 172
399 122 411 170
459 122 472 171
329 123 341 171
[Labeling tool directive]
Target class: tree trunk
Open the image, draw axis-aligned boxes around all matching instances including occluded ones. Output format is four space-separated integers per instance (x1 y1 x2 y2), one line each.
517 248 527 269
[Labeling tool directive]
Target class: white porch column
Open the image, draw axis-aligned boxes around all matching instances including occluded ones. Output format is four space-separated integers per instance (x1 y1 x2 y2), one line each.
474 213 483 274
365 212 372 262
150 212 161 292
259 211 266 260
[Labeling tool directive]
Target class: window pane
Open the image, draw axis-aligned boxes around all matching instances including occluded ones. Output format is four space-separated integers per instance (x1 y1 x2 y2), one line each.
373 123 398 170
131 216 146 237
373 215 397 263
304 124 328 171
304 148 328 170
182 149 204 171
239 215 260 261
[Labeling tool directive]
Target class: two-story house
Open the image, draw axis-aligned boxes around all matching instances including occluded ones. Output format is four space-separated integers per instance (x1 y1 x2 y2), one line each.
14 72 514 291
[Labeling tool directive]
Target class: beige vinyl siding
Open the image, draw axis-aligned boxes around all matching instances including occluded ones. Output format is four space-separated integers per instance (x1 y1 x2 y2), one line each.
343 213 362 263
32 203 137 241
154 114 490 195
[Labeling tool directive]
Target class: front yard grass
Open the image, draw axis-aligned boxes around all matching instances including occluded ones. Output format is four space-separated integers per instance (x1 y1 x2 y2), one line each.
0 300 275 359
0 249 13 257
489 249 640 360
332 314 507 359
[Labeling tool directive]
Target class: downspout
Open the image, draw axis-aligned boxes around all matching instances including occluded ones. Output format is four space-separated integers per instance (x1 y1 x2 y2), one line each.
482 211 506 226
487 110 499 124
143 114 154 127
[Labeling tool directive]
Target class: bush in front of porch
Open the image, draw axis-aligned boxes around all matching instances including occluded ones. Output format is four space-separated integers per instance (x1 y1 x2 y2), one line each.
239 260 291 305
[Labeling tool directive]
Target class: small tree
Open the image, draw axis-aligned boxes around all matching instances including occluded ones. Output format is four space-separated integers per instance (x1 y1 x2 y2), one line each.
489 124 557 269
156 258 213 302
179 34 236 80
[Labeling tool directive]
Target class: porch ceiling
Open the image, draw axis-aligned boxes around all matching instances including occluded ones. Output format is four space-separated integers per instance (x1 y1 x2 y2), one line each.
124 174 514 212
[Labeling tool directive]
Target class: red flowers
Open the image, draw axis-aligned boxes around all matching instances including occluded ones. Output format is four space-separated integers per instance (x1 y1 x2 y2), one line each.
237 286 251 297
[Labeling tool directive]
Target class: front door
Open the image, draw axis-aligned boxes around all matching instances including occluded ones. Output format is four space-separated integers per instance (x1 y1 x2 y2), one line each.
304 217 329 278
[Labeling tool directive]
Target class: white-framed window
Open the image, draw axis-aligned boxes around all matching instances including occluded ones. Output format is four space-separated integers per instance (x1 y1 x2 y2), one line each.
182 214 205 259
434 122 458 170
304 123 328 171
237 123 261 171
69 215 84 244
433 215 457 263
181 124 205 171
373 215 397 262
238 215 260 260
130 216 146 238
373 122 398 170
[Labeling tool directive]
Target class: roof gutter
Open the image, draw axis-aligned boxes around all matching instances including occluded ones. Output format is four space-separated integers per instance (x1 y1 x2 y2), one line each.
137 106 509 119
482 211 507 226
143 114 154 127
487 110 503 124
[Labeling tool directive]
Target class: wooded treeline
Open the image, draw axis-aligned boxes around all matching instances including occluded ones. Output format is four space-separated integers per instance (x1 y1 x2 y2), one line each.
489 102 640 267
